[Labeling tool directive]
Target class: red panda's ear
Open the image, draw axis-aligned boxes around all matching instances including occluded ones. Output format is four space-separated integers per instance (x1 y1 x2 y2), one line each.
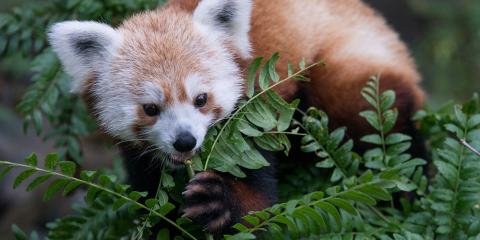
47 21 122 93
193 0 252 59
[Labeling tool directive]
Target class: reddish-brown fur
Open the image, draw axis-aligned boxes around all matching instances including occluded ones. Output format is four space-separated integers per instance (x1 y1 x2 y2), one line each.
229 181 271 216
165 0 424 137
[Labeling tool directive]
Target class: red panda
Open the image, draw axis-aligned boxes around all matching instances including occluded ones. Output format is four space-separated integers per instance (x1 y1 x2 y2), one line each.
47 0 425 234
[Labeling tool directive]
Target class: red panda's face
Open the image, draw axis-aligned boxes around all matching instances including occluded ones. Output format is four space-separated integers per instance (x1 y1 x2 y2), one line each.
48 0 252 166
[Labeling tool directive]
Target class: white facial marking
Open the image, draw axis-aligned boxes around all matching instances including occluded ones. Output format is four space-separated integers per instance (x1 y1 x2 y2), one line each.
185 74 209 101
150 103 211 155
138 82 164 104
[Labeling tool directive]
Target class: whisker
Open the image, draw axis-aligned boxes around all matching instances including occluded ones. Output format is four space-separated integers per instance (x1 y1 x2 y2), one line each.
135 145 158 161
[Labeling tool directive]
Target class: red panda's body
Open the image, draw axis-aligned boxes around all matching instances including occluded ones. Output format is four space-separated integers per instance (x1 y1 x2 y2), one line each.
161 0 425 139
48 0 425 235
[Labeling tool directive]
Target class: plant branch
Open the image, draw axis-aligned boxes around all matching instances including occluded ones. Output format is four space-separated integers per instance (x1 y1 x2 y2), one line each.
0 161 198 240
460 138 480 157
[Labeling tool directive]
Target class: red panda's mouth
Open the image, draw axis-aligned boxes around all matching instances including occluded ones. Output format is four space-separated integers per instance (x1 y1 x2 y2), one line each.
169 152 194 164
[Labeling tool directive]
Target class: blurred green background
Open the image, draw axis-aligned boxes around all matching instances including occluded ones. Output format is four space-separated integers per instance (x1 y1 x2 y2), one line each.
0 0 478 238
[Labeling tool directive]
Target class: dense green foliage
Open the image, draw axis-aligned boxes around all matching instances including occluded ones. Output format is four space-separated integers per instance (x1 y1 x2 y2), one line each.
1 1 480 240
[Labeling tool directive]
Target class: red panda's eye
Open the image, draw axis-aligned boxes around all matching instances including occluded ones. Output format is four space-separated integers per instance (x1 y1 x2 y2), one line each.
194 93 208 108
143 104 160 117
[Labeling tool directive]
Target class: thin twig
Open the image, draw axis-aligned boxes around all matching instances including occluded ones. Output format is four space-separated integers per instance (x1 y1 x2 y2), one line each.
460 139 480 157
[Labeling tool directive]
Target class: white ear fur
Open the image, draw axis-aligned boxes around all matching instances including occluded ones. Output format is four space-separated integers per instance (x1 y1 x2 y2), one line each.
47 21 122 93
193 0 253 59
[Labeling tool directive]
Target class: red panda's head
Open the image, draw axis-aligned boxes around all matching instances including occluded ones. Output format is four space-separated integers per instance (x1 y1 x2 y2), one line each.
48 0 252 166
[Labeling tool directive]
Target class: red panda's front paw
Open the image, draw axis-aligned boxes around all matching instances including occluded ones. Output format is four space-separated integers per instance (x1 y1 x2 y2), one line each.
182 171 234 233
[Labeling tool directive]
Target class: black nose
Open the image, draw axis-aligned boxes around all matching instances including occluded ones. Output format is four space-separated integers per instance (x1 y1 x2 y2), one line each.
173 132 197 153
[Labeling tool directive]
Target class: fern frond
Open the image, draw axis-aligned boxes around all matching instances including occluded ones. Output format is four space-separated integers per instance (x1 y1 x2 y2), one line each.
226 175 397 239
426 104 480 239
360 76 427 193
299 108 357 182
0 154 198 240
200 54 323 177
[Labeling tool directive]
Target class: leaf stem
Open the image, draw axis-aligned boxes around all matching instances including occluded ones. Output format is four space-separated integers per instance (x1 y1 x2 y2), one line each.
264 131 307 136
373 77 388 165
460 138 480 157
185 160 196 179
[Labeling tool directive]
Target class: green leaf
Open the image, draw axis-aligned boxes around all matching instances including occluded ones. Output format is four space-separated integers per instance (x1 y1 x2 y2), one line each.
287 62 294 76
360 110 381 131
258 65 270 90
26 174 52 192
434 160 457 184
246 57 263 98
361 134 383 145
274 216 298 239
0 166 14 180
43 179 68 201
14 169 36 189
254 134 290 153
358 170 374 183
98 174 117 186
445 123 463 137
156 229 170 240
396 181 417 192
358 185 392 201
467 114 480 128
129 191 148 201
238 120 263 137
161 171 175 188
58 161 76 177
25 153 38 166
383 109 399 133
80 171 96 181
44 153 59 170
341 190 376 205
61 180 82 196
327 198 357 215
225 233 256 240
454 105 467 127
286 200 299 214
157 190 168 206
85 187 101 204
267 53 280 82
385 133 412 145
244 101 277 130
299 59 306 70
380 90 396 111
11 224 28 240
113 198 129 210
243 215 260 226
361 90 377 107
387 142 411 156
316 159 334 168
301 142 320 153
158 202 175 215
316 201 341 225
